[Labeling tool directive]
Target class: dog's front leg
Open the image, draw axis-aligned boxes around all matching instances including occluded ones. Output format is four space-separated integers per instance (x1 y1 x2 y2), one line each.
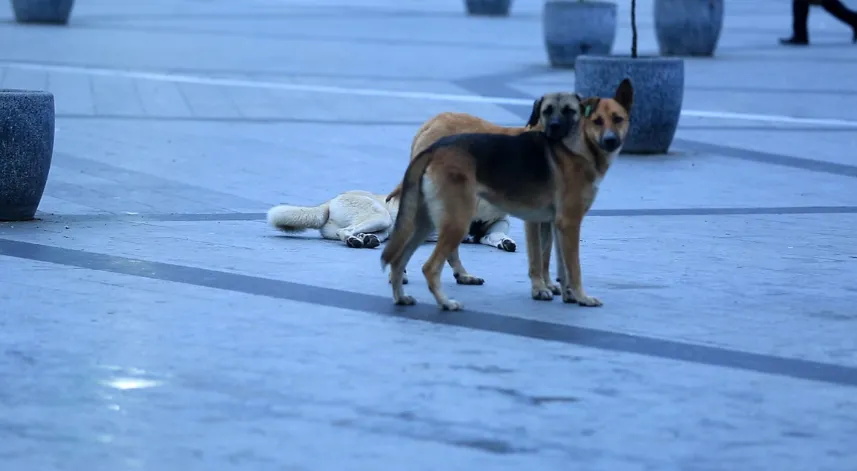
555 210 602 307
538 222 562 295
526 221 553 300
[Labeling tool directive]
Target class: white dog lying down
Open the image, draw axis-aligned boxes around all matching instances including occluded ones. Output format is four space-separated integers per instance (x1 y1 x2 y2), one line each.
267 189 516 251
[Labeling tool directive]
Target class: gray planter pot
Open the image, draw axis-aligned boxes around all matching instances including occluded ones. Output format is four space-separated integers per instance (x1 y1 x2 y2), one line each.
574 55 684 155
464 0 511 16
10 0 75 25
0 90 55 221
543 0 617 68
654 0 724 57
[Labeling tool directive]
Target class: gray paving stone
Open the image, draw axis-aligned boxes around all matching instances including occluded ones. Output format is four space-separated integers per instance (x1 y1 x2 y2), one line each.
2 0 857 469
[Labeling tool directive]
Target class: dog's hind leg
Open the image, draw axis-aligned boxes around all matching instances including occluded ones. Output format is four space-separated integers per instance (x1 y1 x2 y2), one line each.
338 216 392 249
477 217 516 252
389 205 434 305
421 186 475 311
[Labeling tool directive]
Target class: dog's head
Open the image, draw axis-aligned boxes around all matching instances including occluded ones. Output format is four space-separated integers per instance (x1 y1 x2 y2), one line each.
526 92 584 141
579 78 634 154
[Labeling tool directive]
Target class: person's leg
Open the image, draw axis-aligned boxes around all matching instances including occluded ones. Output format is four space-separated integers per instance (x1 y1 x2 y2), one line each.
781 0 811 45
820 0 857 42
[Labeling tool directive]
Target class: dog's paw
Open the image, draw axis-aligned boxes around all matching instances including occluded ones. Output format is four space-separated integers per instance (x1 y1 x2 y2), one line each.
547 282 562 296
440 299 463 311
498 239 517 252
345 236 364 248
454 273 484 286
562 290 603 307
394 295 416 306
361 233 381 249
531 288 554 301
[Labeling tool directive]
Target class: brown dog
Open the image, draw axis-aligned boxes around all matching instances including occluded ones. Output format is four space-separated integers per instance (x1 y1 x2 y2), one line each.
526 79 634 305
380 83 633 311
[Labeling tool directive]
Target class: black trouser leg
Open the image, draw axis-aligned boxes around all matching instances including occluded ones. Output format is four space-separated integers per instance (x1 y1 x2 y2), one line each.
781 0 811 44
820 0 857 27
793 0 811 40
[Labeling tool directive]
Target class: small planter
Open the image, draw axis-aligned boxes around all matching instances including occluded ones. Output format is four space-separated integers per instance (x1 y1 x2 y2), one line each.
654 0 724 57
543 0 618 68
464 0 512 16
10 0 75 25
574 55 684 154
1 90 55 221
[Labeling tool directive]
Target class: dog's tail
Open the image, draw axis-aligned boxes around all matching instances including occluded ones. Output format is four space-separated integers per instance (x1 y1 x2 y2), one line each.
380 150 434 271
266 202 330 232
385 184 402 203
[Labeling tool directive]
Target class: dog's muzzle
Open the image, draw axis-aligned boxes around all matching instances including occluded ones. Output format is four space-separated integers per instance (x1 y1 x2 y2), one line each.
600 130 621 152
546 118 565 139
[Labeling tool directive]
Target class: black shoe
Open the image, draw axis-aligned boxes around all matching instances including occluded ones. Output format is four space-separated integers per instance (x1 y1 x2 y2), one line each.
780 36 809 46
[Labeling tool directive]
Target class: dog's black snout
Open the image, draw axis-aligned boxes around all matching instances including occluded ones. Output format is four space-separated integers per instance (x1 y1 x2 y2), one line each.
601 131 620 151
547 119 562 135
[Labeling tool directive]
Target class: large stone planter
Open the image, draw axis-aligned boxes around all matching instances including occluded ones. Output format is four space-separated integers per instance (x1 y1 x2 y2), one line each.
10 0 75 25
464 0 511 16
543 0 617 68
0 90 55 221
654 0 724 57
574 55 684 155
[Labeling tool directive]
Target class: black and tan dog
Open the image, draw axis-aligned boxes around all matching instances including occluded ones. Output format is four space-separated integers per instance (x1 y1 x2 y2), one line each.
385 92 583 254
379 79 633 311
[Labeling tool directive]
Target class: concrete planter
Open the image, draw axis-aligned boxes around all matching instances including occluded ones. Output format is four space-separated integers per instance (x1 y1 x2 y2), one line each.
464 0 511 16
0 90 55 221
574 55 684 154
10 0 75 25
654 0 724 57
543 0 617 68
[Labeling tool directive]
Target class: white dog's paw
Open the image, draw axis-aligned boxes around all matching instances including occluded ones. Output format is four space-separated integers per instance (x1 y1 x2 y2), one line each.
359 233 380 249
345 235 364 248
497 238 516 252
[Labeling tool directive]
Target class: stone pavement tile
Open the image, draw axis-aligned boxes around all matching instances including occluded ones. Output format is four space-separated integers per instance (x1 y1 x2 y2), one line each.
2 212 855 368
176 82 242 119
1 258 855 470
135 80 193 118
46 72 96 116
1 67 49 91
88 75 146 116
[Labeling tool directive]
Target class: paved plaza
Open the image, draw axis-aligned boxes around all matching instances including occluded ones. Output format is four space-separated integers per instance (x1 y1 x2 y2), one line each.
2 0 857 469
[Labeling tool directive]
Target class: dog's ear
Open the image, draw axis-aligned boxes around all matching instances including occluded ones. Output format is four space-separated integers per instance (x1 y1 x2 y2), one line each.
581 97 601 119
615 78 634 112
526 97 544 128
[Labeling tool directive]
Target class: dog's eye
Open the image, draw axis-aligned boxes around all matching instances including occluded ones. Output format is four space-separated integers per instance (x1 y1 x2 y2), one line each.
542 105 554 115
561 106 573 115
593 117 605 126
613 115 624 124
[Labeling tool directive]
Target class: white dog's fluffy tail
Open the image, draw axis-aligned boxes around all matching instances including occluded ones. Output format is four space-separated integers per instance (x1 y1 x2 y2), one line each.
266 202 330 232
